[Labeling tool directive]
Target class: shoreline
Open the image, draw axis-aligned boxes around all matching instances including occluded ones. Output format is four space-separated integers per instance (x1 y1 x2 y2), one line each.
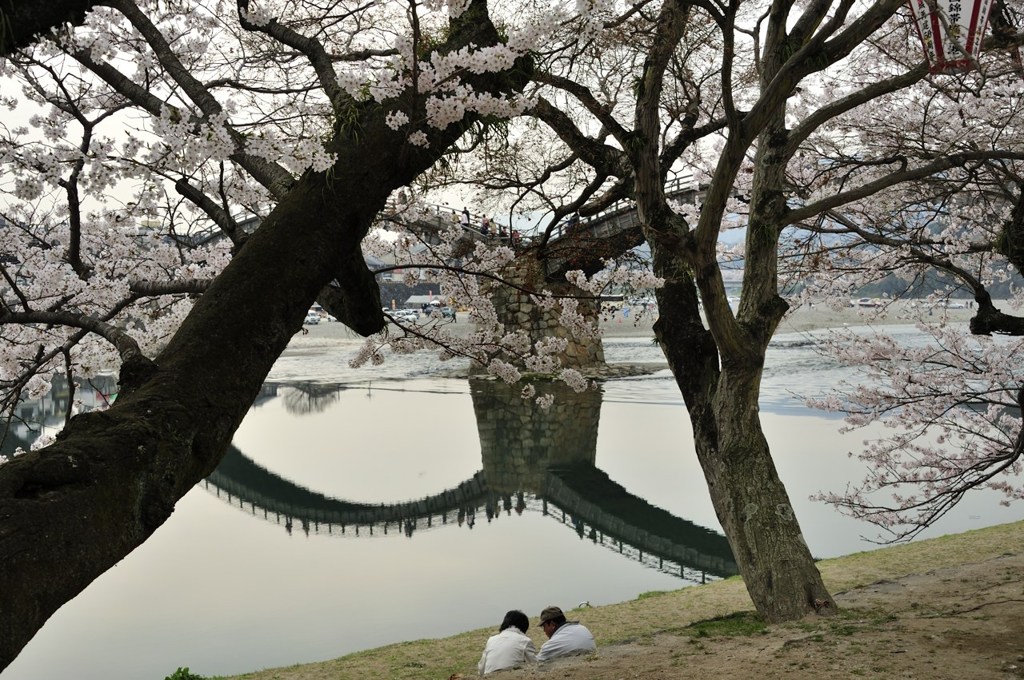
222 520 1024 679
298 299 980 345
237 302 1009 680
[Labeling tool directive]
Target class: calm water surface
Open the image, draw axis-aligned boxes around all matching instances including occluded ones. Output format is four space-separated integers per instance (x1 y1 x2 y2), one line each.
3 326 1022 680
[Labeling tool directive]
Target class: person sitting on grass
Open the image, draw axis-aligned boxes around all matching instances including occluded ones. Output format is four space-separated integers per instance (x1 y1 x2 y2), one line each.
477 610 537 675
535 605 596 663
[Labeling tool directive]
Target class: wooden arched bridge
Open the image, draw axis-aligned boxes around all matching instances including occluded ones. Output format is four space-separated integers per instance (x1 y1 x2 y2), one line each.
381 177 704 281
178 177 705 283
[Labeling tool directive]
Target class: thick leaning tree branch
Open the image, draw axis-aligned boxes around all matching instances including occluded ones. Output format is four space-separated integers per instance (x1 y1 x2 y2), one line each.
971 188 1024 335
0 0 530 670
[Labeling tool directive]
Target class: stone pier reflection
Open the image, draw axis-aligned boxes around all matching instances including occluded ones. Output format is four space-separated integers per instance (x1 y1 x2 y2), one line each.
203 379 737 581
473 378 601 491
473 379 735 579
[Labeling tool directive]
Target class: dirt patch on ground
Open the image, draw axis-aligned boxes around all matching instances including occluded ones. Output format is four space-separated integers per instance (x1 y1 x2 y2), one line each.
488 554 1024 680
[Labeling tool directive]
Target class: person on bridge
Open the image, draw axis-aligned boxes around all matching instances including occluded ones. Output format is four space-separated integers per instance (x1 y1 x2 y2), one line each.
535 605 596 663
477 610 537 675
461 207 470 229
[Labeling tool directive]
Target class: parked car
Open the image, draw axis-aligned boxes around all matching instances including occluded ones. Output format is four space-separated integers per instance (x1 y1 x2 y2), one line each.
393 309 419 322
303 311 320 324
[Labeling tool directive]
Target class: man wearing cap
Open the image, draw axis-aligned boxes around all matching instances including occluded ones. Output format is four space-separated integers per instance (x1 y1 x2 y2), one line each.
535 606 596 663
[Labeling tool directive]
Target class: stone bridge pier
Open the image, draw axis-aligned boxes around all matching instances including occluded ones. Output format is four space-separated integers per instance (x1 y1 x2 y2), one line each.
488 255 604 370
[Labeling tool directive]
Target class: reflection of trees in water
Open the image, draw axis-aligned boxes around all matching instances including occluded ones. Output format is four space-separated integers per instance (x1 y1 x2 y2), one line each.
280 383 345 414
1 421 32 457
2 375 119 455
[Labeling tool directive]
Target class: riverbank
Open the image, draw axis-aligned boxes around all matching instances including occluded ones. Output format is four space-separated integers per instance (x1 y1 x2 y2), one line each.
221 520 1024 679
299 298 980 345
236 303 1019 680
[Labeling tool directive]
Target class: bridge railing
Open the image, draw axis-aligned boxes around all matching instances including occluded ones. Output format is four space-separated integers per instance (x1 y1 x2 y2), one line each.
167 175 700 253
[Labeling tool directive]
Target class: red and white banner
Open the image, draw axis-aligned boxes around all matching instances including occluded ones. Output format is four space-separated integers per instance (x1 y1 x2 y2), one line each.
908 0 994 73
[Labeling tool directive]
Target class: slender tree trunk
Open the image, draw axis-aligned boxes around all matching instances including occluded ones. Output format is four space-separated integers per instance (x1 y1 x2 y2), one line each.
651 241 834 622
708 367 834 620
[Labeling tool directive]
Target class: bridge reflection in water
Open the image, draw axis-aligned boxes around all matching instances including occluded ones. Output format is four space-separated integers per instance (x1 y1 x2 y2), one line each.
204 379 737 583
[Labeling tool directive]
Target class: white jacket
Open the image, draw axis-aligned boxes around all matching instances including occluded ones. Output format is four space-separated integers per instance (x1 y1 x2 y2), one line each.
477 627 538 675
536 621 596 663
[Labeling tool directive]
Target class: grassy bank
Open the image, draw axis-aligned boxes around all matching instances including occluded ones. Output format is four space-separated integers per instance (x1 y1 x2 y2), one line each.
215 520 1024 680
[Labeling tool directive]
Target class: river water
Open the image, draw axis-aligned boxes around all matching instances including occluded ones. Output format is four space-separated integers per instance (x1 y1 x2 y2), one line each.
3 325 1022 680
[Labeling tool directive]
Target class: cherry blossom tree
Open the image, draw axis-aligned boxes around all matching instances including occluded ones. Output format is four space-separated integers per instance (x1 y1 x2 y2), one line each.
2 5 1022 677
787 77 1024 541
0 0 543 667
435 0 1023 623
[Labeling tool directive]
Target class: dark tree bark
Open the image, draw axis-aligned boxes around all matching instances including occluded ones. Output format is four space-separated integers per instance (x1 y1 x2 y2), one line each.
526 0 907 622
648 117 835 620
653 285 834 620
0 1 529 669
0 0 100 54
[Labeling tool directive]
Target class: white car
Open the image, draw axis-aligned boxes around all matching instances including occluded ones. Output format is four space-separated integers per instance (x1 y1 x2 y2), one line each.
392 309 419 322
303 312 320 324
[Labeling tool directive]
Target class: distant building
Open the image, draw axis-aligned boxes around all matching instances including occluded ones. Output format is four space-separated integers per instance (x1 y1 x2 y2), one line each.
404 294 445 309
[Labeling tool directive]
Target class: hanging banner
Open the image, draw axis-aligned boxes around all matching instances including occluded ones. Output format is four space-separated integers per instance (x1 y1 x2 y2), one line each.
907 0 994 73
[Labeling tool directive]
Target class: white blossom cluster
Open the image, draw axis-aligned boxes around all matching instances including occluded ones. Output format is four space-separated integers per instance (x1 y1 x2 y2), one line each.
246 135 337 174
351 216 641 397
808 324 1024 537
425 89 534 130
239 3 274 27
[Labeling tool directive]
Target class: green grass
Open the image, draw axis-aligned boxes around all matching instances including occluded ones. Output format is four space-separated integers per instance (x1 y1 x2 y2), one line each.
686 611 767 637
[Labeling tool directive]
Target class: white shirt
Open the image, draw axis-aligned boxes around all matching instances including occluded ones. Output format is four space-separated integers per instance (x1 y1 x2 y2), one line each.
478 627 538 675
536 621 596 663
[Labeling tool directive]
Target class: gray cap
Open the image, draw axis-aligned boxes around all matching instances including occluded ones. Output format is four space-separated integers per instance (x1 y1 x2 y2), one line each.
539 606 563 624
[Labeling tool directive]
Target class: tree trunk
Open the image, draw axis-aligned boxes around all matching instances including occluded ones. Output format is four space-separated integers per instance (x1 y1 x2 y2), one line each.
0 0 100 54
0 3 529 668
651 244 835 623
0 166 400 671
708 369 834 621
